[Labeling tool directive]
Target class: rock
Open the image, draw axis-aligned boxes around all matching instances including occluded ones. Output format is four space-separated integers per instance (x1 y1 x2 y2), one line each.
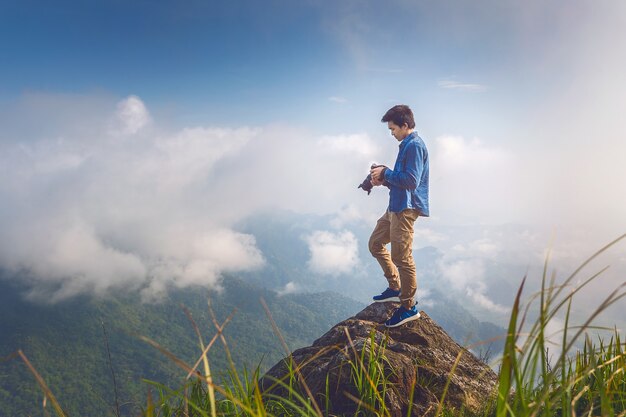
261 302 498 416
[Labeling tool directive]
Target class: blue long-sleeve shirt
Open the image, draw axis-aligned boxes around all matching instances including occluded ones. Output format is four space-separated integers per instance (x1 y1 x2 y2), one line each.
383 132 430 216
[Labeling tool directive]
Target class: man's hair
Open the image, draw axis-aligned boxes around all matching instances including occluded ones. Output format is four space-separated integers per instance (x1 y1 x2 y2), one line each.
381 105 415 129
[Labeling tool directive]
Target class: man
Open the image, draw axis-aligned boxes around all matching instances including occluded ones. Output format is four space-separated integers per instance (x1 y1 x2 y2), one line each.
369 104 429 328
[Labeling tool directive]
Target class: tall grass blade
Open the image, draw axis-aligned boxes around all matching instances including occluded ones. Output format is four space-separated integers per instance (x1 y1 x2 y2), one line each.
17 350 67 417
497 276 526 417
182 304 217 417
260 297 324 417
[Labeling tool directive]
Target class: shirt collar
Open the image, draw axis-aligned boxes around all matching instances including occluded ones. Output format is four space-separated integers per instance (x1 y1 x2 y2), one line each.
399 131 416 147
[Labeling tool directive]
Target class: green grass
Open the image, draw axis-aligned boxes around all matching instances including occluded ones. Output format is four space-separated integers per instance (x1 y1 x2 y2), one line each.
343 329 393 416
10 234 626 416
494 233 626 417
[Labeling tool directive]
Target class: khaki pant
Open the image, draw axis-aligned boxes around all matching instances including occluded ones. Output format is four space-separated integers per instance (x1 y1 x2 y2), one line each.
368 209 419 309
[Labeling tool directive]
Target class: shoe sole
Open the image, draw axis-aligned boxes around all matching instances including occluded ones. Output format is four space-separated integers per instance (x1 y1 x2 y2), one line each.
372 297 401 303
384 312 421 328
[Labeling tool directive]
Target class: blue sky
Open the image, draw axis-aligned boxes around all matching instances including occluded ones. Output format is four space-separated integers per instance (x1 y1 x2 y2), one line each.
1 0 544 131
0 0 625 326
2 1 347 124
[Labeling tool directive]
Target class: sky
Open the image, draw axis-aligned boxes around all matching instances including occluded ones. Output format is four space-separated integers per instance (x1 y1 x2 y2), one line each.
0 0 625 329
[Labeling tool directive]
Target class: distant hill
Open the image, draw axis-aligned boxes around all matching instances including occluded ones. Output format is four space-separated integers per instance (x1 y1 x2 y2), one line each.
0 276 364 417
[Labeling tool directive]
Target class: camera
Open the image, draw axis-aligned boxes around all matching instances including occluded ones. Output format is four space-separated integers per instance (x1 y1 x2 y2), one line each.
358 163 386 195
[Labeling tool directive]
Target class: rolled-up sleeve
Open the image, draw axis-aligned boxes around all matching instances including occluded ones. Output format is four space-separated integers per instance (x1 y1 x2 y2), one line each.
383 142 423 190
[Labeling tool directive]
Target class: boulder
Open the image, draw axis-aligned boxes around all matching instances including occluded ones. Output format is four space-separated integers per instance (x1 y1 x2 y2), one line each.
261 302 498 416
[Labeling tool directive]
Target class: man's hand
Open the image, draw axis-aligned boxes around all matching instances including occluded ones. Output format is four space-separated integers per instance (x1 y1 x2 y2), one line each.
370 166 386 186
371 176 383 186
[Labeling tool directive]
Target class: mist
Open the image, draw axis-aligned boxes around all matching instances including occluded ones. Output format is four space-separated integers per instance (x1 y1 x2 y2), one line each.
0 91 623 347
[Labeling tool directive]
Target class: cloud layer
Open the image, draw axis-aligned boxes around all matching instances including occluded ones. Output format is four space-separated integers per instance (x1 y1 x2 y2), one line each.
0 92 623 332
0 96 273 301
0 95 384 301
305 230 359 276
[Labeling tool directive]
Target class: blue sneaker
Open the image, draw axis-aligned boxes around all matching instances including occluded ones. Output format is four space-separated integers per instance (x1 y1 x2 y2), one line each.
385 305 420 328
372 287 401 303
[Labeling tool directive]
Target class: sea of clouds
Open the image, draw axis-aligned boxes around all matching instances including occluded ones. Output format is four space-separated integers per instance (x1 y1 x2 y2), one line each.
0 94 623 334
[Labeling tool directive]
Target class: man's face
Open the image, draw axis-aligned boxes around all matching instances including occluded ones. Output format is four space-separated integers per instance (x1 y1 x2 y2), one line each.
387 121 411 141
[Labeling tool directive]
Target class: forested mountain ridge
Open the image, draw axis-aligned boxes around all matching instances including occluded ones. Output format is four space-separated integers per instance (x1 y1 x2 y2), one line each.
0 276 364 416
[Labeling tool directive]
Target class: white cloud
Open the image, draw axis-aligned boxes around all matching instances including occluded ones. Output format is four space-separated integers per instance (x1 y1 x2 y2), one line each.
149 126 255 190
469 238 499 257
110 95 151 135
431 135 518 223
329 96 348 103
466 285 508 314
414 228 448 247
0 96 267 302
277 281 299 296
305 230 359 276
434 135 510 172
317 133 380 158
438 258 484 291
22 220 147 302
330 204 366 229
329 204 383 232
426 222 626 327
0 94 393 302
438 79 487 92
437 257 508 314
418 288 436 308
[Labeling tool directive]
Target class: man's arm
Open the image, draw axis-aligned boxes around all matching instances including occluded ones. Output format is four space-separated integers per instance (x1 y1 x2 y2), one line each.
383 142 424 190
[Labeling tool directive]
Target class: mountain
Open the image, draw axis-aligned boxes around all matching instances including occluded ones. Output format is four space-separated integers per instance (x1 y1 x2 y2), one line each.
0 276 364 417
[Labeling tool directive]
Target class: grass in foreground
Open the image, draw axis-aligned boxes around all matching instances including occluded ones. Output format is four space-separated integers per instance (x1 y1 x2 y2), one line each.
495 234 626 417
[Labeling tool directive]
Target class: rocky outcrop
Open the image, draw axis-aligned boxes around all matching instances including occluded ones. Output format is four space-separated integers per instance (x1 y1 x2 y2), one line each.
261 302 498 416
